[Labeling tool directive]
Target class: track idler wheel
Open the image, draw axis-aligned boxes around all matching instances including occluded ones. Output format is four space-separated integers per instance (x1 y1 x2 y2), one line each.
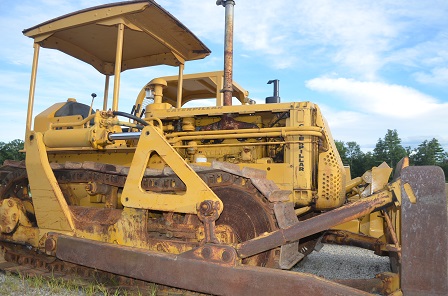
213 185 278 267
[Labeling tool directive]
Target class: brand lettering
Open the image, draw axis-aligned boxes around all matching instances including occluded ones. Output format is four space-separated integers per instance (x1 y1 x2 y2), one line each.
298 125 305 172
166 106 224 112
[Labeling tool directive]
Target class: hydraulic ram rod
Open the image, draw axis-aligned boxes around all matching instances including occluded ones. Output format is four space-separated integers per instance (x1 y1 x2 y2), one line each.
108 132 141 141
237 190 394 258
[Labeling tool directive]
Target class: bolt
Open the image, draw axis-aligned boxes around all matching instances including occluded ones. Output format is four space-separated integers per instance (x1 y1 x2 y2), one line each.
201 247 211 259
198 200 214 216
11 213 17 221
221 250 232 262
7 199 14 207
45 237 57 252
5 226 11 233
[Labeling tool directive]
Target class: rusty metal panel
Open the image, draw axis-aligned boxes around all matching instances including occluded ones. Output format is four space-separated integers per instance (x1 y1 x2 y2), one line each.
274 202 304 269
56 235 372 296
251 178 290 202
211 161 267 179
400 166 448 296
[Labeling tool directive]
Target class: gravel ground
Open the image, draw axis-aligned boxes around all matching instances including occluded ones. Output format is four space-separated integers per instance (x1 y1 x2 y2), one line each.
0 243 391 295
293 243 391 279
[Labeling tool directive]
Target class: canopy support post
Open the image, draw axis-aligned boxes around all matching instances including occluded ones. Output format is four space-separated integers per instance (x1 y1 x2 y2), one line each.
103 75 110 111
112 23 124 111
26 42 40 133
176 63 184 108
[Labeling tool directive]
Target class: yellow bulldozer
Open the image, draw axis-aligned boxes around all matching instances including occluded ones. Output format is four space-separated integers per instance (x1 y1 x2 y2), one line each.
0 1 446 295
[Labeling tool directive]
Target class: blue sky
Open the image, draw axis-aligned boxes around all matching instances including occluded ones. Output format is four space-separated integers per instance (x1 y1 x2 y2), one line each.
0 0 447 152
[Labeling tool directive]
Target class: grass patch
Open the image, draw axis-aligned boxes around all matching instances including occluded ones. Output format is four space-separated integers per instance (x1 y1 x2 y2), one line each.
0 272 149 296
0 270 161 295
0 273 27 294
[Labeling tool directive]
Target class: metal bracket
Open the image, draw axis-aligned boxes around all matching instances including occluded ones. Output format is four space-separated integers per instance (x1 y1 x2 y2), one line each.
197 200 220 244
24 132 75 232
121 125 222 214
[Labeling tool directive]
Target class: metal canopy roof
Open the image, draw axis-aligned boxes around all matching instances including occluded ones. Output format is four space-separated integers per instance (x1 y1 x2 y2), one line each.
23 0 211 75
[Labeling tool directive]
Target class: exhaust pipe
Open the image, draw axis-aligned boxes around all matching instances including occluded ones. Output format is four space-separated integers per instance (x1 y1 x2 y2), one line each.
217 0 235 106
266 79 281 103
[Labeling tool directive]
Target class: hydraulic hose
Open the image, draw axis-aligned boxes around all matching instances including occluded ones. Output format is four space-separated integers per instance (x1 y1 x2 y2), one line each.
112 111 149 127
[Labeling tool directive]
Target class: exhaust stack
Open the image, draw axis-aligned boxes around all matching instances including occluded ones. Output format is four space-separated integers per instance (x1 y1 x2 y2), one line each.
266 79 281 103
217 0 235 106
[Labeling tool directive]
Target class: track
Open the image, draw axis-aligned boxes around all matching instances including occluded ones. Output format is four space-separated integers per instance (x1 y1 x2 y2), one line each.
0 160 304 293
0 243 205 295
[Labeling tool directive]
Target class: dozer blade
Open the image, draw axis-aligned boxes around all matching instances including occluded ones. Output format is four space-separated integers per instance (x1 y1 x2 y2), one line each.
56 235 371 296
400 166 448 296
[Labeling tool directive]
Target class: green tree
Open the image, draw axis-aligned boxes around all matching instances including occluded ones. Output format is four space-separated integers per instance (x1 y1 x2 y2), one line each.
373 129 407 170
412 138 445 165
334 140 372 178
345 141 363 161
344 141 365 177
0 139 25 165
362 151 376 172
336 132 448 182
335 140 348 165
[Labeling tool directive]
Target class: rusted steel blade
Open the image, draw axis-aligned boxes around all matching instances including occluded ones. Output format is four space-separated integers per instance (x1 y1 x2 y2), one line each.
56 235 372 296
237 191 393 258
400 166 448 296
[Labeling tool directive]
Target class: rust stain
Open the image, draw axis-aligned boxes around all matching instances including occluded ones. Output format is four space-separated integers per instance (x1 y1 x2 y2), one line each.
200 114 259 131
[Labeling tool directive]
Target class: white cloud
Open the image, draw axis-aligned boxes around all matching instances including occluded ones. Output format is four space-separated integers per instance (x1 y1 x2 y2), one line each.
318 105 364 129
386 33 448 84
291 0 398 79
197 0 448 77
306 77 448 151
317 100 448 152
162 0 298 69
328 110 448 152
414 67 448 85
29 0 442 79
306 77 444 118
158 0 222 39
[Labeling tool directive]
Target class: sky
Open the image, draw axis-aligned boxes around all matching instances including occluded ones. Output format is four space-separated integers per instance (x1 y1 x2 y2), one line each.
0 0 447 152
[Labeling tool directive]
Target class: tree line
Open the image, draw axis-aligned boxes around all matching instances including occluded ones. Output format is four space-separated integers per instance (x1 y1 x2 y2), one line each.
1 132 447 181
0 139 25 164
336 129 448 181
